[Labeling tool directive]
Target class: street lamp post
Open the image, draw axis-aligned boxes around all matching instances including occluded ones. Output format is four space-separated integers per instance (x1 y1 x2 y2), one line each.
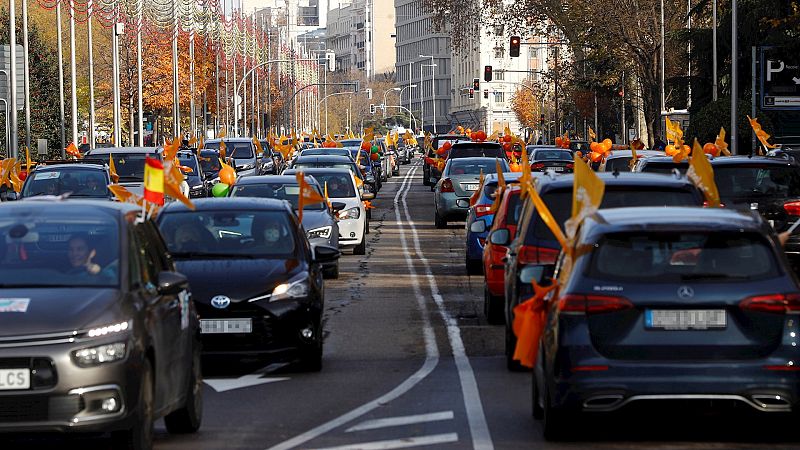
398 84 417 129
420 54 436 134
383 87 400 118
420 63 436 133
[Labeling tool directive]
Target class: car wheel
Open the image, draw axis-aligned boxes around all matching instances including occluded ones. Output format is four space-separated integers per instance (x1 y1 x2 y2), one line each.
112 358 154 450
423 171 431 186
165 344 203 434
542 383 572 441
505 326 526 372
353 232 367 255
434 212 446 229
466 258 482 276
323 263 339 279
484 286 505 325
298 318 323 372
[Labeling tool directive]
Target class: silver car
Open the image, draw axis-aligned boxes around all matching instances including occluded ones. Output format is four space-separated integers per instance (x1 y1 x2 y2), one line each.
433 157 510 228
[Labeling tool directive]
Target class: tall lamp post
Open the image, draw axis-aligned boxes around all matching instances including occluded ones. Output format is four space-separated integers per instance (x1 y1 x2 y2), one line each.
419 54 436 134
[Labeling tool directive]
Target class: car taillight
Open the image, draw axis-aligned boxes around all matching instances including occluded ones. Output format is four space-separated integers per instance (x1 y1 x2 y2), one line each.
518 246 559 265
740 293 800 314
475 204 492 217
784 201 800 216
532 163 545 170
558 294 633 314
703 201 725 208
566 163 574 169
440 178 454 193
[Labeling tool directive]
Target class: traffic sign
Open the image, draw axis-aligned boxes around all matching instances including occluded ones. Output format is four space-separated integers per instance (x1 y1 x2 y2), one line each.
761 47 800 110
0 45 24 111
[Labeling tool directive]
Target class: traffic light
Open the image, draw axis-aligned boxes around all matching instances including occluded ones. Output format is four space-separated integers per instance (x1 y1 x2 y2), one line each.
469 88 475 99
510 36 521 58
540 114 545 125
483 89 489 99
473 78 480 90
484 65 493 82
369 104 376 114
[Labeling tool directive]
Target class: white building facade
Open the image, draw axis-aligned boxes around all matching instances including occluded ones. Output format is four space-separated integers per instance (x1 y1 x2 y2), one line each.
326 0 396 77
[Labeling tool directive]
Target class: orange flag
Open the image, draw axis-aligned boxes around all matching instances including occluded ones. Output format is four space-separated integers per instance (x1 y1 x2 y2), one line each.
469 170 485 207
109 154 120 183
295 172 325 223
512 280 559 368
490 160 506 213
66 142 82 159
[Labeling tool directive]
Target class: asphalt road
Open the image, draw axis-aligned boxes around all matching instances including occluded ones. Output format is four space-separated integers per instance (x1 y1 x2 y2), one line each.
10 160 800 449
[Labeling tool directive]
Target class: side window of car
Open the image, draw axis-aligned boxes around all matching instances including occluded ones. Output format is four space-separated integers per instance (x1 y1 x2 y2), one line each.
134 225 162 287
144 220 174 272
128 229 143 290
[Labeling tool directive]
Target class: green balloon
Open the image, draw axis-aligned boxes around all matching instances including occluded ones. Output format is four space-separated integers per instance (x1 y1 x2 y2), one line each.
371 146 379 154
212 183 230 198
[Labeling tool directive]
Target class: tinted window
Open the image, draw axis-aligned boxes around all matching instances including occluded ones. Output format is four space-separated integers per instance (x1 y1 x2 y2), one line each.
307 173 357 198
0 211 120 287
714 165 800 202
447 160 508 175
23 168 109 198
107 153 155 180
533 150 572 160
588 232 780 282
641 161 689 175
178 155 200 175
159 210 296 257
295 162 356 173
529 188 701 242
230 182 325 210
205 142 254 159
506 194 523 226
450 144 504 159
199 153 222 175
604 157 634 172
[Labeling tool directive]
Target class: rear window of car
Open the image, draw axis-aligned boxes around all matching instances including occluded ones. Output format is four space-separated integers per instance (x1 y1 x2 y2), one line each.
450 144 504 159
640 161 689 175
528 187 702 243
447 159 508 176
604 157 634 172
230 183 326 210
714 165 800 203
506 193 523 225
587 232 780 282
533 150 572 161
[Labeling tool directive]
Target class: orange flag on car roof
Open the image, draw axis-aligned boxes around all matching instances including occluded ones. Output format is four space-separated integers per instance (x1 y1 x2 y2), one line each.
490 160 506 213
66 142 82 159
687 139 720 207
109 154 120 183
295 172 325 223
469 170 485 207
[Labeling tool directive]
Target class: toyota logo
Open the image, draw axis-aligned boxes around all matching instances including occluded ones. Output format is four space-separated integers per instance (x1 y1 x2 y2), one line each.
210 295 231 309
677 286 694 299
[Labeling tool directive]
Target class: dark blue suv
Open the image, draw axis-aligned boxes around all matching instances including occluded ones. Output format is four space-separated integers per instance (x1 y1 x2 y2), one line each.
532 207 800 439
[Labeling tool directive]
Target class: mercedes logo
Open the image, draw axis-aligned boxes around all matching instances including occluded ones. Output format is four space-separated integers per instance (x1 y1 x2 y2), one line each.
677 286 695 300
210 295 231 309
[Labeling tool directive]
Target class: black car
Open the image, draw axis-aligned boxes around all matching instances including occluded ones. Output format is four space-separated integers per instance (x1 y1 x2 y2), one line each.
0 200 202 449
204 138 261 177
633 155 691 175
199 149 224 182
598 150 665 172
495 172 706 370
424 134 471 187
157 198 340 371
533 207 800 439
84 147 162 197
178 151 210 198
528 148 574 173
20 162 113 200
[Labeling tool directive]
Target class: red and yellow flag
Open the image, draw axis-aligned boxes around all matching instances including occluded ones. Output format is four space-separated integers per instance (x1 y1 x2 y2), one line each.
143 157 165 205
295 172 325 223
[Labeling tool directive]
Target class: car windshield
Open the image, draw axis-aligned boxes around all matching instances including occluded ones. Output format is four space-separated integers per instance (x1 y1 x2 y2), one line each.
604 157 635 172
714 165 800 203
0 212 120 287
199 153 222 175
22 168 109 198
230 183 326 210
530 188 700 242
534 150 572 161
587 232 780 282
178 156 199 176
106 153 155 180
295 162 356 173
307 173 357 198
159 210 296 257
205 142 255 159
447 160 506 175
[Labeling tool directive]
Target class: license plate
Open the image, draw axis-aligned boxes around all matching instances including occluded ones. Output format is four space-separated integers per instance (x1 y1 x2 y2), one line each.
0 369 30 390
201 319 253 334
552 167 564 172
646 309 726 330
464 183 480 191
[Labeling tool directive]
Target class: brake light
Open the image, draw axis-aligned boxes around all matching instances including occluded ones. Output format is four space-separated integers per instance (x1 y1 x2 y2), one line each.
784 201 800 216
566 163 574 170
740 293 800 314
764 364 800 371
703 201 726 208
532 162 545 170
571 365 609 372
475 204 492 217
440 178 454 193
558 294 633 314
517 245 559 265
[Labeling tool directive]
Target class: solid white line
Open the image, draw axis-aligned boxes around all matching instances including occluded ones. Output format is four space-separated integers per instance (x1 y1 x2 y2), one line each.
309 433 459 450
265 163 439 450
345 411 455 432
398 167 494 450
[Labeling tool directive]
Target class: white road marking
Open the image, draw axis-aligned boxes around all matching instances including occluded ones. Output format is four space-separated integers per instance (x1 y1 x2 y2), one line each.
398 165 494 450
345 411 455 432
204 374 291 393
266 163 441 450
309 433 459 450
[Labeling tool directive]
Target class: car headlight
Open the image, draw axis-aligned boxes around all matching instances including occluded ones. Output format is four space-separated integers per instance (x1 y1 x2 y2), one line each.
270 278 310 302
190 184 204 192
307 226 332 240
73 342 127 367
237 163 255 171
338 207 360 220
86 321 130 338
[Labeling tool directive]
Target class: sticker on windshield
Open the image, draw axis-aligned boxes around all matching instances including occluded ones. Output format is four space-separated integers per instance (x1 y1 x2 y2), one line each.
0 298 30 313
34 171 60 180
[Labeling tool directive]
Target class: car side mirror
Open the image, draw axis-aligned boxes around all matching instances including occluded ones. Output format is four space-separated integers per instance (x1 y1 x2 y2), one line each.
257 152 264 159
469 219 487 233
331 201 346 213
362 192 375 201
2 191 18 201
157 271 189 295
519 264 556 286
488 228 510 246
313 245 341 263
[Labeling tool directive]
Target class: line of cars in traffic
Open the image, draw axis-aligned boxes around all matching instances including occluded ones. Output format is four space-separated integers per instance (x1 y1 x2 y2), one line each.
439 138 800 439
0 136 412 449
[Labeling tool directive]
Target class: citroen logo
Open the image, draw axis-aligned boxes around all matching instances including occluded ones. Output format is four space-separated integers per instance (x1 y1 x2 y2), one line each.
677 286 695 300
210 295 231 309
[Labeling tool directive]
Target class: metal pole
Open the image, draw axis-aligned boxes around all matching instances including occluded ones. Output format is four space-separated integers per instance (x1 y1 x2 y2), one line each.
172 0 180 138
621 71 627 144
712 0 718 101
68 0 77 147
430 56 437 134
190 31 196 139
408 61 412 131
22 0 30 151
56 1 65 155
111 21 122 146
233 50 238 136
731 0 738 154
752 46 757 152
215 52 220 136
225 64 230 135
87 0 95 149
660 0 666 114
554 46 560 136
687 0 692 109
419 64 424 132
136 0 143 146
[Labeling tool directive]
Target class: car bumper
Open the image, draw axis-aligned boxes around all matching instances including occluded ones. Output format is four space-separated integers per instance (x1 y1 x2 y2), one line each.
0 340 141 433
337 217 365 248
435 193 470 219
465 230 487 261
197 299 321 356
309 236 339 268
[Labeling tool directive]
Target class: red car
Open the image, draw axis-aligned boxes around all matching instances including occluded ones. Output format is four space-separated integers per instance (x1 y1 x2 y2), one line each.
482 185 523 324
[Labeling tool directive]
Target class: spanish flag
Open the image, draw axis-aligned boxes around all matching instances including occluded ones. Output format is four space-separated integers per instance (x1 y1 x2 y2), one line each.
143 157 165 205
295 172 325 223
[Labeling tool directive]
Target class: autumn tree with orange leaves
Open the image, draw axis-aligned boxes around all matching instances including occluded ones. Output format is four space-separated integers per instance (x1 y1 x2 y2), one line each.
510 85 541 130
